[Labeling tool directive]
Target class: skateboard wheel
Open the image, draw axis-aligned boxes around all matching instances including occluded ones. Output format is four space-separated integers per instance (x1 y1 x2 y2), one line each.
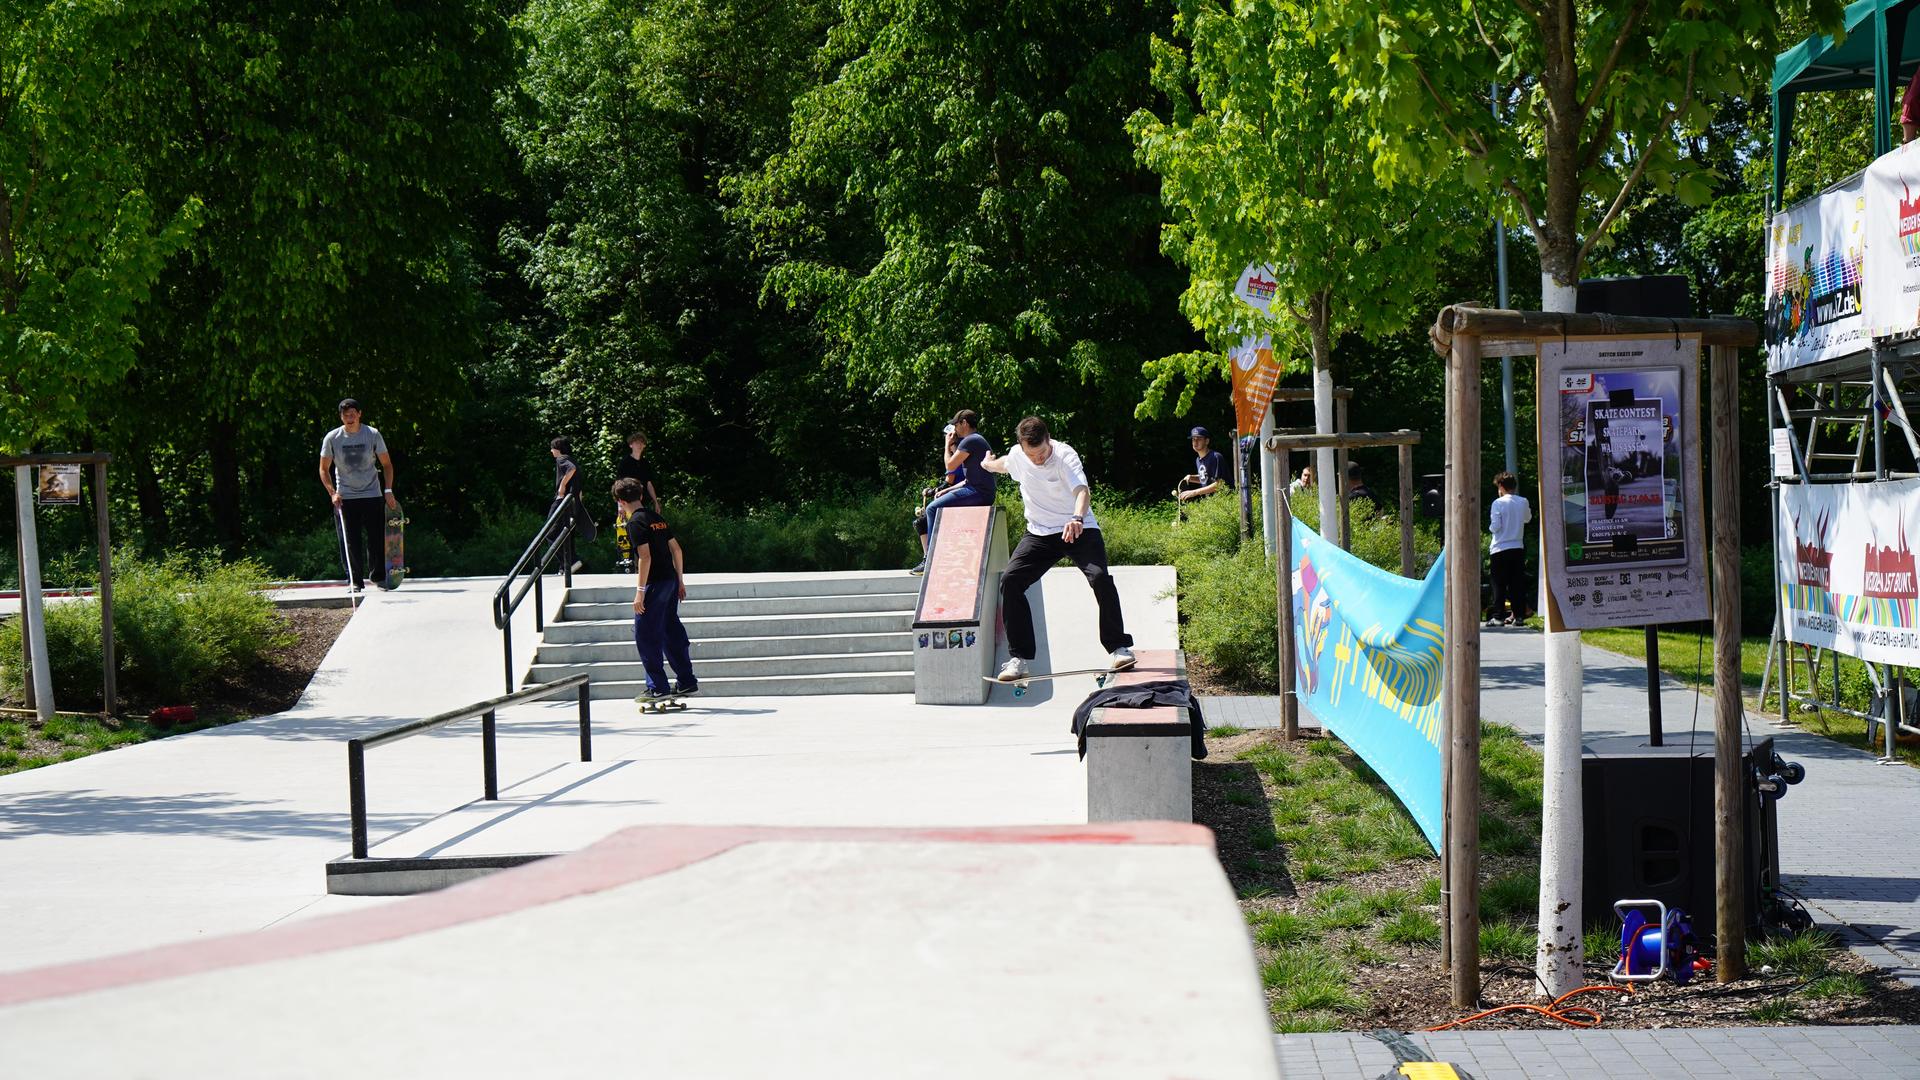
1012 686 1026 698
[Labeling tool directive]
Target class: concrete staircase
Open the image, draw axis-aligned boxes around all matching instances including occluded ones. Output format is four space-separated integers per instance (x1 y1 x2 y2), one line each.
526 572 920 699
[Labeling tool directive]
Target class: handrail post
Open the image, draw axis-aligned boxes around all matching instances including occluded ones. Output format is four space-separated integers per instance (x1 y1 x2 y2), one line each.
348 739 369 859
534 570 545 631
578 680 592 762
502 621 514 694
482 709 498 800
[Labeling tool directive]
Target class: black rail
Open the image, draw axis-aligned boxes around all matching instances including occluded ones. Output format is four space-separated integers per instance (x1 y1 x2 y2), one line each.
346 673 591 859
492 496 581 693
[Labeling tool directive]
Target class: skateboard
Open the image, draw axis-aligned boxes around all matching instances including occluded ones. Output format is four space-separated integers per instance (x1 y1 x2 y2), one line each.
382 502 409 588
986 665 1134 698
636 693 691 714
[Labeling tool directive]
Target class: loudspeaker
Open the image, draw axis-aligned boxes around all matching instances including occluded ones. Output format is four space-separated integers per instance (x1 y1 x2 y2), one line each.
1580 734 1779 943
1576 275 1694 318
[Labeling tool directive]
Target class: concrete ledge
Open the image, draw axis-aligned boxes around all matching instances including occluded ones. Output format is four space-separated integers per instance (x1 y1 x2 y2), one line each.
1083 651 1195 823
324 852 555 896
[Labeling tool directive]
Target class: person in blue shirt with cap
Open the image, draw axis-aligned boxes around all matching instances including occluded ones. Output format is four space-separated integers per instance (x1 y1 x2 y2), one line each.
1175 426 1227 505
910 409 997 575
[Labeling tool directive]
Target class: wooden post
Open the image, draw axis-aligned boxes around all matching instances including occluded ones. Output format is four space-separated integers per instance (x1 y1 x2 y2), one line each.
1398 442 1415 577
1274 448 1299 741
1445 331 1483 1008
93 460 115 717
1710 343 1747 981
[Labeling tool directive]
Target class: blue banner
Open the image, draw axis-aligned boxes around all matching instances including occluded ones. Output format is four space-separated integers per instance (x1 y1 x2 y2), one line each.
1291 519 1445 850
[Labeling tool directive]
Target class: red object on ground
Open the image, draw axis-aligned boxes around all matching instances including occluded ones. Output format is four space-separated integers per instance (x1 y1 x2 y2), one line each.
148 706 196 728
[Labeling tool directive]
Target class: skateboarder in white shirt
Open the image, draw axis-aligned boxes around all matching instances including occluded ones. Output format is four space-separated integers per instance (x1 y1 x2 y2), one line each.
981 416 1135 681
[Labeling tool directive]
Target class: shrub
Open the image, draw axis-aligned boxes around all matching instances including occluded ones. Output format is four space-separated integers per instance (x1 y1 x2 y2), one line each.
0 552 290 707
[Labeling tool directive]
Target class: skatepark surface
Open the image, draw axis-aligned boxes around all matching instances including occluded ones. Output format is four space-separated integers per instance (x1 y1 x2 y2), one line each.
0 566 1284 1077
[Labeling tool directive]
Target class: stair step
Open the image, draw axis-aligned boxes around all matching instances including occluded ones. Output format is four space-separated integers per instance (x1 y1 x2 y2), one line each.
560 591 915 621
529 651 913 683
584 671 915 699
540 611 914 644
536 632 913 665
566 573 918 604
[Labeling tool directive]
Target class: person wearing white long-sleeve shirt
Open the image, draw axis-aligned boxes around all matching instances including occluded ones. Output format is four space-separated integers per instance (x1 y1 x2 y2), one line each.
1487 471 1532 626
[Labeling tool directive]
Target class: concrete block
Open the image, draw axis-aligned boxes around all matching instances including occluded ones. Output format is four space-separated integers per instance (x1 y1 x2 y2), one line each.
912 507 1009 704
1086 706 1192 822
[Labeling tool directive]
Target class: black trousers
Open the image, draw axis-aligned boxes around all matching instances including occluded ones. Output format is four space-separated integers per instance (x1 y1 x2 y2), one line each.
1000 528 1133 661
1489 548 1527 620
337 496 387 587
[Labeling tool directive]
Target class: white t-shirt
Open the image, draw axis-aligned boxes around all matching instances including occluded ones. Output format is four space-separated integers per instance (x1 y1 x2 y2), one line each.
1001 439 1099 535
1489 492 1531 554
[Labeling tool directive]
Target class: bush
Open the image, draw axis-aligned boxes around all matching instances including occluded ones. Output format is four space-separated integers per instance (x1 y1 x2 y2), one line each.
0 552 290 707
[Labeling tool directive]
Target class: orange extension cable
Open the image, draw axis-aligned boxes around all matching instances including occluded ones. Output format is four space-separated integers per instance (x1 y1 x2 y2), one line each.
1423 984 1634 1032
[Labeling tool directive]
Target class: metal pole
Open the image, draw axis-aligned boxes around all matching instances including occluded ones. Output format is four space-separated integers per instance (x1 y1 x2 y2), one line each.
1398 443 1415 577
502 622 515 695
1710 344 1747 981
1445 332 1484 1008
93 461 115 717
1259 408 1278 556
14 466 53 721
1274 448 1298 741
534 568 545 632
482 708 498 800
1495 82 1517 477
577 680 593 761
1646 628 1663 746
1234 428 1250 541
1336 396 1351 550
349 740 369 859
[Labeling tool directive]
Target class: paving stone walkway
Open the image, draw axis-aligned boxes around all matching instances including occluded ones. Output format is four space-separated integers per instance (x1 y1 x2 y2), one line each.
1272 1025 1920 1079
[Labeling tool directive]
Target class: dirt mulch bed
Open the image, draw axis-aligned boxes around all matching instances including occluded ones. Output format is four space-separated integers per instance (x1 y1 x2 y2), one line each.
1198 728 1920 1030
1185 654 1270 699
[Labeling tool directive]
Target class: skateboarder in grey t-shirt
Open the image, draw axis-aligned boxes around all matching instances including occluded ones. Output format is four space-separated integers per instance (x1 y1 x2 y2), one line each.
318 398 397 590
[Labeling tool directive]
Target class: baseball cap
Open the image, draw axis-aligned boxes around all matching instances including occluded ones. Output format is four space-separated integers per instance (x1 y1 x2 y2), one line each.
1189 426 1210 439
949 409 980 429
338 398 362 412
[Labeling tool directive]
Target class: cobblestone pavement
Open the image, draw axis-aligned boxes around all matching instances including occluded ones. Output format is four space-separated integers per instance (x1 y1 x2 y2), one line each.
1273 1025 1920 1079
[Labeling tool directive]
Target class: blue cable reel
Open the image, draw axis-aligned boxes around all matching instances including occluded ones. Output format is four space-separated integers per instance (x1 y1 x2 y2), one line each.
1611 899 1704 984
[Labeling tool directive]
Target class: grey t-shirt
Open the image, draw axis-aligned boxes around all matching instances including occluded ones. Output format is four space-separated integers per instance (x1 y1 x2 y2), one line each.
321 425 389 499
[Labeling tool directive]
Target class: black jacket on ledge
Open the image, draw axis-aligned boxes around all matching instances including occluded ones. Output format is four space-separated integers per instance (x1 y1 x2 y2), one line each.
1068 680 1207 760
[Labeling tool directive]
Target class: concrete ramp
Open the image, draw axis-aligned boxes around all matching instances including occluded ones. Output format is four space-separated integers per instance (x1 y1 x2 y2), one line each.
0 823 1279 1079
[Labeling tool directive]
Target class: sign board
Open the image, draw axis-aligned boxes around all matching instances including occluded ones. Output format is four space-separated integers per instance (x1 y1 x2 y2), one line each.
1229 263 1284 435
35 464 80 507
1537 335 1708 629
1772 429 1797 480
1778 479 1920 665
1863 140 1920 339
1766 170 1868 373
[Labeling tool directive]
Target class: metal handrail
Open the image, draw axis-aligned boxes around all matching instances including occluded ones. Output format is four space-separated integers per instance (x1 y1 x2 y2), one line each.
492 496 581 692
346 673 592 859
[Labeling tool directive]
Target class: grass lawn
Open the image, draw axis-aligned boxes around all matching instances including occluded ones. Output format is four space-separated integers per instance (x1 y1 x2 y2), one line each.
0 710 246 776
1198 722 1910 1030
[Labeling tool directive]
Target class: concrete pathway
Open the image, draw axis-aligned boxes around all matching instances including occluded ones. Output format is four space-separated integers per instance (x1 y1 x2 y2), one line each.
1273 1025 1920 1079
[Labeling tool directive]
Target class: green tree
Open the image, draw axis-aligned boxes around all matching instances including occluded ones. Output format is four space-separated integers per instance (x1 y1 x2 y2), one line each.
1131 0 1477 524
1316 0 1842 304
0 1 200 452
732 0 1192 461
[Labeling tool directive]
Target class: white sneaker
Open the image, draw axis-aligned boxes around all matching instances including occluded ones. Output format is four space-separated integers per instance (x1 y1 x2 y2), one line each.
996 657 1030 682
1107 646 1137 671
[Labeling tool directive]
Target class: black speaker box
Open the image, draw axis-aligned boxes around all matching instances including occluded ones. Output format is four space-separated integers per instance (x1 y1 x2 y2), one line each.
1580 734 1779 942
1575 275 1695 319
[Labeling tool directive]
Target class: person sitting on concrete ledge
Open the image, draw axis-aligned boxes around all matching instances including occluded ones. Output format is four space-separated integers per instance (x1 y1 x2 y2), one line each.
1174 426 1226 505
910 409 996 576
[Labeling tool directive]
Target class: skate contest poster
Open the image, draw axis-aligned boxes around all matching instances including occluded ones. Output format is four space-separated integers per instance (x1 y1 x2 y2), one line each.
1537 335 1709 630
1289 518 1444 851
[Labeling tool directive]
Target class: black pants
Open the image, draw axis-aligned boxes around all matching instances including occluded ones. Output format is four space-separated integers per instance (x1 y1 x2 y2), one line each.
337 496 387 587
1489 548 1527 620
1000 528 1132 661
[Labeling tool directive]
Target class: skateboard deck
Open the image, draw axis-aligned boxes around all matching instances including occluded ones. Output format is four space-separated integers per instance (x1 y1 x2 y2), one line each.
985 664 1135 698
636 694 691 714
383 502 408 588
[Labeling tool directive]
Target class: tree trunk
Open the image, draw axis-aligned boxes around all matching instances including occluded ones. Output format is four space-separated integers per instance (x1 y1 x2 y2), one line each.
1309 292 1338 536
1536 266 1585 998
131 448 170 548
209 433 242 553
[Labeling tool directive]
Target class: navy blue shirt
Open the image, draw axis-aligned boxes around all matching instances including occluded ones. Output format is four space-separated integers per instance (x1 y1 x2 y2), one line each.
1195 450 1226 487
954 432 996 497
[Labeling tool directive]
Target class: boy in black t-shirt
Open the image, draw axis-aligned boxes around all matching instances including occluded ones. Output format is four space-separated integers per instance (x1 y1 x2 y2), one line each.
613 432 663 573
614 476 696 700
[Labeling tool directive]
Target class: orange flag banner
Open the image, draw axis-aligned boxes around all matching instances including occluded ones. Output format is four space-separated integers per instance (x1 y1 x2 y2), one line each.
1231 265 1284 432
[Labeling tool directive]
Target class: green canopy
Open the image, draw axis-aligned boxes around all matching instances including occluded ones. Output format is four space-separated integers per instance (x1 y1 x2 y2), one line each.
1773 0 1920 207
